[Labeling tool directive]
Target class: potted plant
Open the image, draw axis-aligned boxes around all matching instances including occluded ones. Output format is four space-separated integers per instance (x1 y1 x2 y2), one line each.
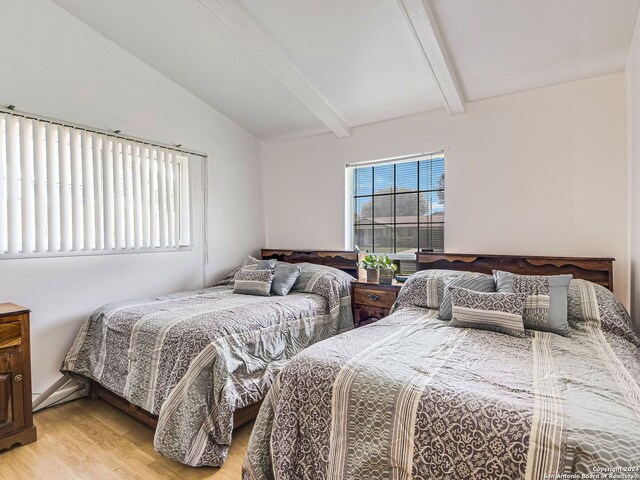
357 254 398 284
377 254 398 285
358 254 381 283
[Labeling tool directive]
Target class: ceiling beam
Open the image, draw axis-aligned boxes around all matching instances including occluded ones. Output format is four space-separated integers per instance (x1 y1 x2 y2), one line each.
199 0 351 138
400 0 466 114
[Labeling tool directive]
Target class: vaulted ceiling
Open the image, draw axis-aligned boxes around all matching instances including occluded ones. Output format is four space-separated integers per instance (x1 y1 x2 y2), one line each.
53 0 640 142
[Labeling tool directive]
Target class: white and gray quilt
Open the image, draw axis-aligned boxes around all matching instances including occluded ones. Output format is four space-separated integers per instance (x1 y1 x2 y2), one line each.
61 263 354 467
244 280 640 479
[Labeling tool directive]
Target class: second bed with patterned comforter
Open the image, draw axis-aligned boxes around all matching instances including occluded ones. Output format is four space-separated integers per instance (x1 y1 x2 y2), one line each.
244 276 640 479
61 263 353 467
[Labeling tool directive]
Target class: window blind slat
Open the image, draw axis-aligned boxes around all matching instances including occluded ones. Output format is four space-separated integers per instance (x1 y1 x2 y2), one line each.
149 147 158 248
82 131 94 251
58 127 72 252
113 139 124 249
92 133 103 251
123 142 133 249
158 150 167 248
33 121 47 253
46 123 60 252
102 136 114 250
141 146 150 248
0 115 6 254
167 152 175 248
173 156 180 246
70 129 83 251
6 115 19 254
132 144 142 249
20 117 35 253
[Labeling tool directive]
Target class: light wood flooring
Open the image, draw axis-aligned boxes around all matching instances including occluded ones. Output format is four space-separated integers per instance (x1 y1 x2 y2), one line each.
0 398 252 479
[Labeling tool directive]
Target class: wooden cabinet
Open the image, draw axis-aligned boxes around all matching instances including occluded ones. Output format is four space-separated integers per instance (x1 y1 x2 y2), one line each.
351 282 403 327
0 304 36 451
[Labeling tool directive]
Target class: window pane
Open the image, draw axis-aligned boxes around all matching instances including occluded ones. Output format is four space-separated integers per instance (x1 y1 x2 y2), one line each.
419 157 445 191
373 163 394 195
419 223 444 252
354 225 373 252
396 224 418 254
396 161 418 191
398 259 417 275
417 191 444 222
373 194 393 224
395 192 418 223
355 166 372 196
373 224 394 253
431 190 445 222
354 196 372 224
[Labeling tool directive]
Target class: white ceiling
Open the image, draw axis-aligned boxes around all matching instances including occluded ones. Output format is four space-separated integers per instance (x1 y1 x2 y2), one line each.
53 0 640 142
430 0 640 102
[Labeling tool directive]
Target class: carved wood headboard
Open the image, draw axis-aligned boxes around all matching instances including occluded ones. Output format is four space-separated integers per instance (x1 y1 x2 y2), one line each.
261 249 365 279
415 252 615 292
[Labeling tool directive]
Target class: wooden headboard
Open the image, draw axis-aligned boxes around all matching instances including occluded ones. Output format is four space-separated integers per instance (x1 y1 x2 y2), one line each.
416 252 615 292
261 249 364 279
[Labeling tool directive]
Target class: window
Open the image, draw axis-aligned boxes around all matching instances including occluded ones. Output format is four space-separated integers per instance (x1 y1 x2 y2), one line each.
348 152 444 255
0 111 192 257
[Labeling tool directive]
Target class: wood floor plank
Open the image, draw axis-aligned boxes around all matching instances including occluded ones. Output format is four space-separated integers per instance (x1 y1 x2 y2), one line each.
0 399 251 479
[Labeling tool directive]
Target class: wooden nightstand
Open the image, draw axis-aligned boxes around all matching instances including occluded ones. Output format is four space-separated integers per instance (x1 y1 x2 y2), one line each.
0 303 36 451
351 281 403 327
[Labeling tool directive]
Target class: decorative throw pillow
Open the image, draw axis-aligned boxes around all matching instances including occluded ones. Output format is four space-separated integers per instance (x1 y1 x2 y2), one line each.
233 268 275 296
395 275 440 309
493 271 572 336
449 287 527 338
213 265 242 286
394 269 492 311
270 262 302 296
438 276 496 320
243 255 276 271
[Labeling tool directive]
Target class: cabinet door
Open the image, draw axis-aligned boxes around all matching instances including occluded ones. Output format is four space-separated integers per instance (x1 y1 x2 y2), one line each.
0 349 24 436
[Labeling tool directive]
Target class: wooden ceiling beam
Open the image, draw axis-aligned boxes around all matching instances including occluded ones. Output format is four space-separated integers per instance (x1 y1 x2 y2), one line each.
199 0 351 137
400 0 466 114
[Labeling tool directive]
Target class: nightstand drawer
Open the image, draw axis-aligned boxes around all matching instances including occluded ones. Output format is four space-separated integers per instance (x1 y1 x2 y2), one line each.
354 288 397 307
0 323 21 349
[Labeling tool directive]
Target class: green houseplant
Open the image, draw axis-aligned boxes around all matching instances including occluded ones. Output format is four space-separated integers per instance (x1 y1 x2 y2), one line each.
377 254 398 285
358 254 380 283
357 254 398 284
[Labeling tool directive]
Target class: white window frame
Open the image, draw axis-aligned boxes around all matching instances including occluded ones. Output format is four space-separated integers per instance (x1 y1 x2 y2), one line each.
345 151 445 259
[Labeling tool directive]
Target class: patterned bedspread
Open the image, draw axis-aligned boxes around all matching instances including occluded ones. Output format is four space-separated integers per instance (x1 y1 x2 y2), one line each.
61 263 353 467
244 281 640 479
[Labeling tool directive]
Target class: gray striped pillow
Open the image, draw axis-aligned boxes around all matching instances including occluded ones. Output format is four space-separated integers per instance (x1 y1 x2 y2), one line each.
233 268 274 296
494 271 572 336
450 287 527 338
439 276 496 320
243 256 276 270
270 262 302 296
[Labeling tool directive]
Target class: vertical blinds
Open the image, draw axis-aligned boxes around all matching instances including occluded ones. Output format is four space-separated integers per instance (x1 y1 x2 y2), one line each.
0 112 189 256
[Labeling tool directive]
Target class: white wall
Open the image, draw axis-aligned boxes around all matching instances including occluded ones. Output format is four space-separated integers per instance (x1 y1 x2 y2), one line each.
264 73 629 307
0 0 265 395
627 13 640 333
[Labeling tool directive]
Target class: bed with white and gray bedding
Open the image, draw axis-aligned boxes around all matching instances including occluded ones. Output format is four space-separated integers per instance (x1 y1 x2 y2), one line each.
243 271 640 479
61 262 354 467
